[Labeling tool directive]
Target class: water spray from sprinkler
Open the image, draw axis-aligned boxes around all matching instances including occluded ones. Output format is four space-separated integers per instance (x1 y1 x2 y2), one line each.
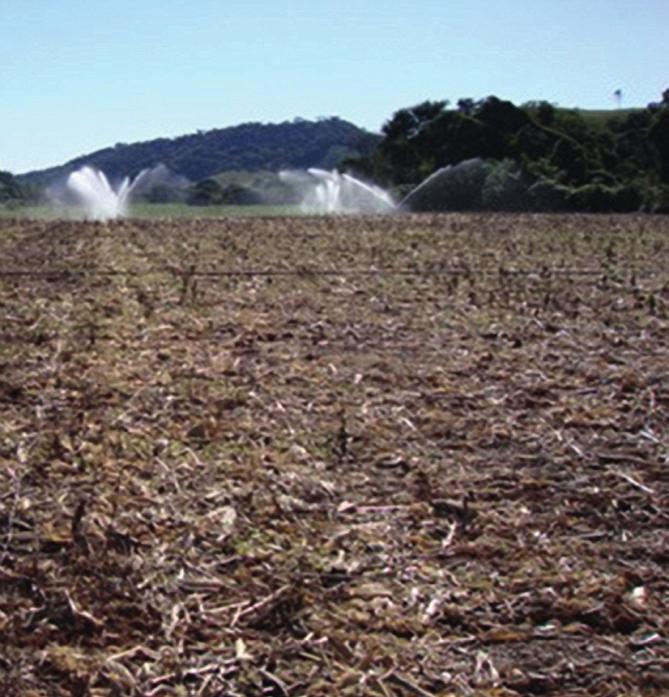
65 166 150 220
279 168 395 214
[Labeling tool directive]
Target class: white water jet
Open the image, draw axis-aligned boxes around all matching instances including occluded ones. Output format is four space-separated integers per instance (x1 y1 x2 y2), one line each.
399 158 489 212
66 166 149 220
279 168 395 214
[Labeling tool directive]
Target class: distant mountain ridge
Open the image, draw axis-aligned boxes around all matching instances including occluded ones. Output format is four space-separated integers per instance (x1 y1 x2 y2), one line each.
19 117 380 187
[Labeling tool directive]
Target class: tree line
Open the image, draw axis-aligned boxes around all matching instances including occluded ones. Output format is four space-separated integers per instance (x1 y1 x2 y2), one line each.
17 118 379 190
4 93 669 212
345 91 669 212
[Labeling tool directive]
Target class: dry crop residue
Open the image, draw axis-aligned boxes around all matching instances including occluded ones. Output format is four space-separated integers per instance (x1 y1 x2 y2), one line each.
0 213 668 696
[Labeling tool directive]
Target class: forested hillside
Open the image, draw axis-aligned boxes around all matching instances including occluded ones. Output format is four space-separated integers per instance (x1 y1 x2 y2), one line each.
346 91 669 212
0 170 25 201
19 117 379 188
9 92 669 213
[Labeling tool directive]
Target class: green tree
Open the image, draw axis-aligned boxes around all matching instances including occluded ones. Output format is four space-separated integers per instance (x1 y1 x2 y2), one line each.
650 107 669 181
187 179 225 205
0 171 25 202
219 184 261 205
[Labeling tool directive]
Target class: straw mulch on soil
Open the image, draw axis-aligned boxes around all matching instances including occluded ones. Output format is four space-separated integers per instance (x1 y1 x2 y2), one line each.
0 213 667 696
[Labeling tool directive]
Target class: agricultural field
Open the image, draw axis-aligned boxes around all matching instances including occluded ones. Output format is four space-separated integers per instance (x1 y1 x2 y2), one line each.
0 213 667 696
0 203 298 221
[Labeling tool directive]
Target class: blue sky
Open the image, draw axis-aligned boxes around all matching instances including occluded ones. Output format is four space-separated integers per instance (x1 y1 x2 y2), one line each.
2 0 668 173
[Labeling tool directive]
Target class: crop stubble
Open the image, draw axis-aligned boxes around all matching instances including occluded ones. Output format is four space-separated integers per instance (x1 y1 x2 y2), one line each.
0 213 667 695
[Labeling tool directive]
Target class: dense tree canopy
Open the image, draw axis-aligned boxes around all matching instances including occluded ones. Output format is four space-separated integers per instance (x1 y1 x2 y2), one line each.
348 92 669 212
19 118 379 190
10 94 669 213
0 171 28 202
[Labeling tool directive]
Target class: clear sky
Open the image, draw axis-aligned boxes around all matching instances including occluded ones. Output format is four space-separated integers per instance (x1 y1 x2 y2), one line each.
2 0 668 173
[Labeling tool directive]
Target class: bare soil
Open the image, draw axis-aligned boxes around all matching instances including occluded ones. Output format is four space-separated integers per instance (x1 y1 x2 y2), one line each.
0 213 667 696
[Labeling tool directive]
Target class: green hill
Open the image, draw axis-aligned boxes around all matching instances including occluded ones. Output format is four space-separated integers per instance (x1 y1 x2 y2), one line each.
18 117 380 188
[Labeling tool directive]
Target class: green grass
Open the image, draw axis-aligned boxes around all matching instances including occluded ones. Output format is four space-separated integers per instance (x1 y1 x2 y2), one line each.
558 107 643 124
0 202 301 220
0 204 55 219
129 202 299 218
